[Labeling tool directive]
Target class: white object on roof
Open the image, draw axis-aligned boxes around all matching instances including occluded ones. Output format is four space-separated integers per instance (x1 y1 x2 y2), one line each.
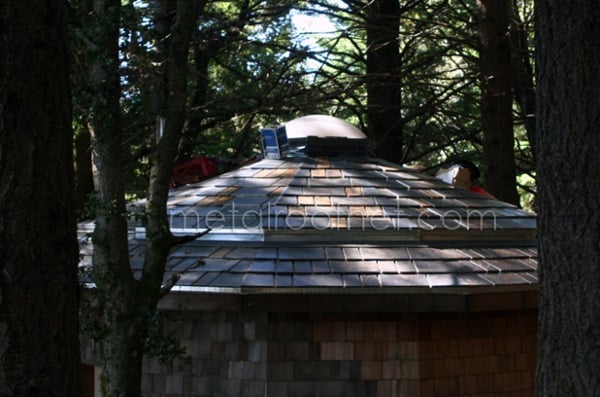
435 164 471 189
284 115 366 140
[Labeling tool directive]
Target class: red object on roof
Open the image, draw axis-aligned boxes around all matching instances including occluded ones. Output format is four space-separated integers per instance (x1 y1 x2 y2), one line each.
170 157 218 188
470 184 497 199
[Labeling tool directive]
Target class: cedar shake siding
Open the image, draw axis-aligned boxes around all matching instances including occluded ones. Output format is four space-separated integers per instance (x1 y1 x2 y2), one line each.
81 305 537 396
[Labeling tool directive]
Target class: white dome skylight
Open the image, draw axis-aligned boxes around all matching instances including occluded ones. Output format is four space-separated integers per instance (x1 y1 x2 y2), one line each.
284 115 366 140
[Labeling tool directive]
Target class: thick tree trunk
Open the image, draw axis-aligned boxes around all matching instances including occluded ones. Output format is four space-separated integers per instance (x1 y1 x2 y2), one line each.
365 0 403 164
98 292 146 397
535 1 600 396
0 2 80 396
477 0 520 205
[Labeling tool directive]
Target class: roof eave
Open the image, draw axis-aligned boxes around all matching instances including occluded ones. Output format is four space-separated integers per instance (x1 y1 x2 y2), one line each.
157 285 538 313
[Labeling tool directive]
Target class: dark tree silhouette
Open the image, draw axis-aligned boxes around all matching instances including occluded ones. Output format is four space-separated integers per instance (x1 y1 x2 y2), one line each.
536 0 600 395
477 0 520 205
0 1 80 396
364 0 403 163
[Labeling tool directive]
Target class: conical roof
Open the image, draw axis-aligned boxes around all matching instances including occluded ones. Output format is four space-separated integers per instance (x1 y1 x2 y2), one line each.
79 117 538 300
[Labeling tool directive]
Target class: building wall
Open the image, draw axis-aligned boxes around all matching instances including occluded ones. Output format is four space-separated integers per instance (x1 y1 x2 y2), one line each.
142 311 269 397
81 308 537 397
417 312 537 397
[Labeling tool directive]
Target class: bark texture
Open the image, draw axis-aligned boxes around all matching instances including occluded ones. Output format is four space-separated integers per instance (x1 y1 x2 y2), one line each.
509 2 536 164
144 0 197 302
477 0 520 205
85 0 196 396
365 0 403 163
74 125 95 217
86 1 146 395
0 2 80 396
536 1 600 396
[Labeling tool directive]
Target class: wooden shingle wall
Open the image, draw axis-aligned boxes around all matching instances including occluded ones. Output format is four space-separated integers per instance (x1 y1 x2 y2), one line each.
140 311 269 397
81 308 537 396
417 311 537 397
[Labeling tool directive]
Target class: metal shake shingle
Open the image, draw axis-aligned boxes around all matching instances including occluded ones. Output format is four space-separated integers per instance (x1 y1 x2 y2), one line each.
79 140 537 293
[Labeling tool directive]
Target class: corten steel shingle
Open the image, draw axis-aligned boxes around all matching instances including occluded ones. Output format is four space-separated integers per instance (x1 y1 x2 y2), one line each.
78 135 537 293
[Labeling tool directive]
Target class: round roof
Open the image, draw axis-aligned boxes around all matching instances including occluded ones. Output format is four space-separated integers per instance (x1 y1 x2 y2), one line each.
79 116 538 302
284 115 366 140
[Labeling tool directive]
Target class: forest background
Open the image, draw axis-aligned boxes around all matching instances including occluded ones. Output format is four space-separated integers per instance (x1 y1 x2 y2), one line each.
2 0 558 396
75 0 535 393
71 0 536 213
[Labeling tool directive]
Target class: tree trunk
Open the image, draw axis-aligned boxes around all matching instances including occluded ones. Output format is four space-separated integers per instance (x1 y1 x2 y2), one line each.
85 1 146 395
535 1 600 396
143 0 196 300
0 2 80 397
509 1 536 165
84 0 196 395
151 0 176 119
177 33 211 163
477 0 520 205
75 124 96 217
364 0 403 164
98 291 146 397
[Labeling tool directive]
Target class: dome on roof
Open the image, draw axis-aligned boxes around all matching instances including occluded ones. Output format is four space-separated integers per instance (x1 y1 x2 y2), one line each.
284 115 366 140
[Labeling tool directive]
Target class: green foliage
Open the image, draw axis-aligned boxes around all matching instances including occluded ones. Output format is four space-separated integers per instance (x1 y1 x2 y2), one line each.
143 311 191 368
71 0 536 200
84 194 128 221
79 289 104 341
79 293 191 369
517 172 536 212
